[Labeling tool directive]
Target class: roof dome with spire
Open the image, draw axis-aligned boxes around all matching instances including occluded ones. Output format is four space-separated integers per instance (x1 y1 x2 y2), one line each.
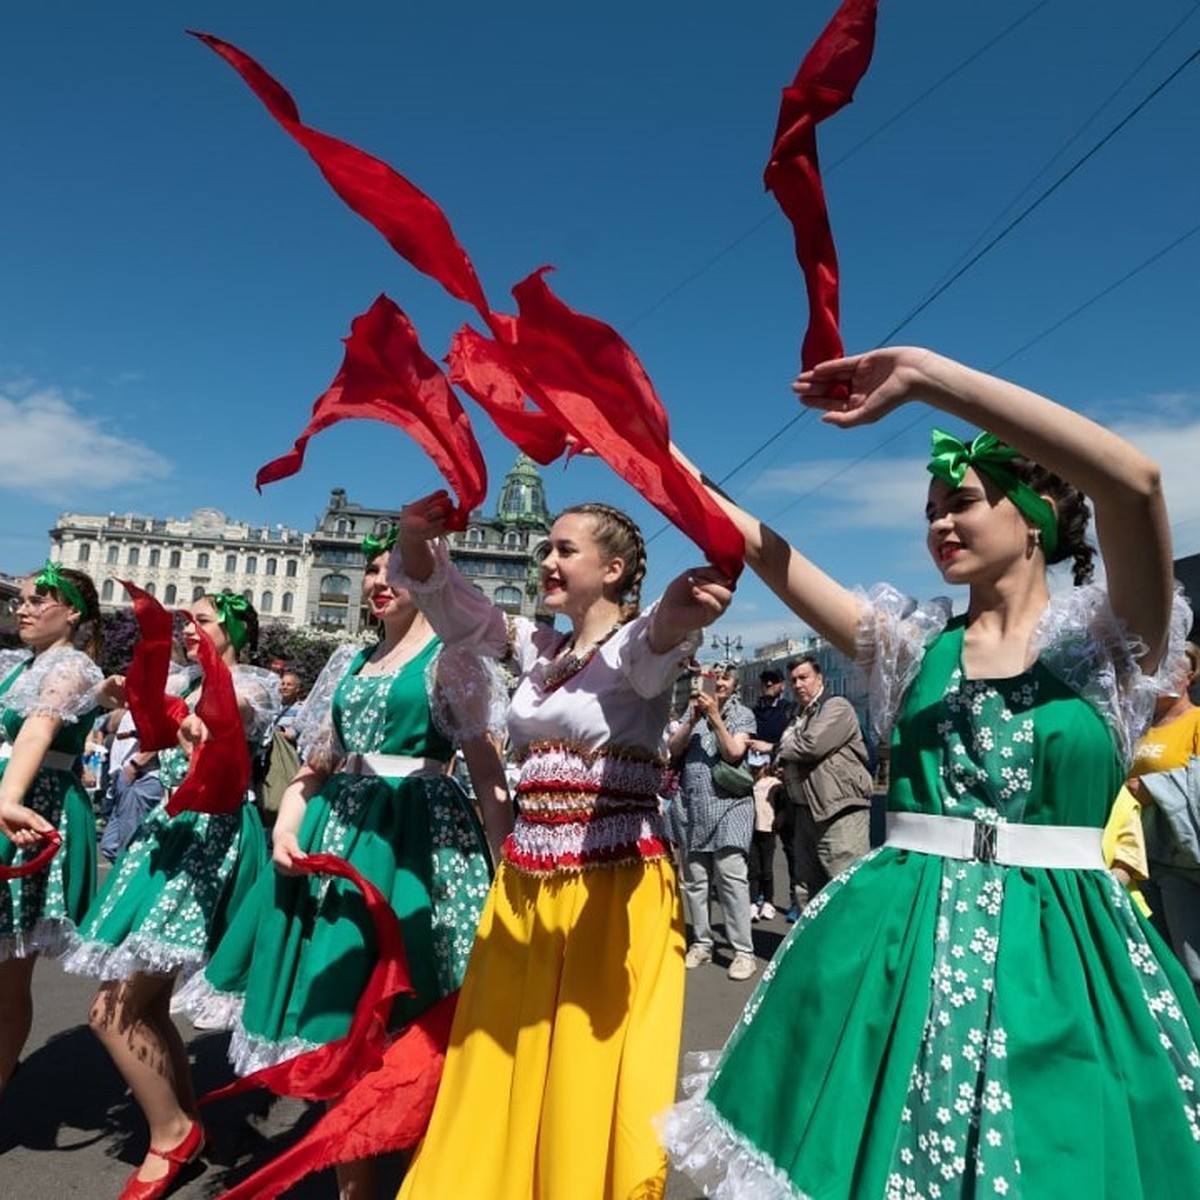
496 453 551 529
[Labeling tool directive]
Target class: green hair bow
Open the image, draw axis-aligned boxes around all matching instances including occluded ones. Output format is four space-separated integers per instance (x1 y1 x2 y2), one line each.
210 591 251 652
927 429 1058 558
33 560 87 615
361 526 398 559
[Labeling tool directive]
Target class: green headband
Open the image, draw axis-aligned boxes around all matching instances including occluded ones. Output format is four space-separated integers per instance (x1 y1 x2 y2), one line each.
34 561 87 615
361 526 398 558
927 429 1059 558
210 591 251 652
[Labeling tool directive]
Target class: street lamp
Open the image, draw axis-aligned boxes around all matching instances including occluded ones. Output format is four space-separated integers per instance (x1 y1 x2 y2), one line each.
711 633 743 662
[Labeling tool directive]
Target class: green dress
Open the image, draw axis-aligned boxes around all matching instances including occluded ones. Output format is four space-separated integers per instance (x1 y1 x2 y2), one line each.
174 638 493 1074
63 665 278 980
662 587 1200 1199
0 647 102 960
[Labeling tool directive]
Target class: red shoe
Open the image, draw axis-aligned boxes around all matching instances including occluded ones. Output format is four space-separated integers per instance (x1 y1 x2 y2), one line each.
117 1118 205 1200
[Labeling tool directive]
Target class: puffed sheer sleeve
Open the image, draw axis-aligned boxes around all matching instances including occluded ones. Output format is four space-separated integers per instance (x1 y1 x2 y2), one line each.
855 584 952 741
3 646 103 724
292 643 361 771
427 645 509 745
231 664 282 744
614 601 703 701
1036 582 1193 764
0 648 32 684
388 540 509 658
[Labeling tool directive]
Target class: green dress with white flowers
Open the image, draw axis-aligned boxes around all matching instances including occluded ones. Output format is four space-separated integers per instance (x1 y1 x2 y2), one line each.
662 585 1200 1199
174 638 495 1074
0 647 102 960
64 665 278 980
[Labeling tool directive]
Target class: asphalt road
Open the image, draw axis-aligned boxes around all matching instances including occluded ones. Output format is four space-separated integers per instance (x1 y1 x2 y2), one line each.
1 858 794 1200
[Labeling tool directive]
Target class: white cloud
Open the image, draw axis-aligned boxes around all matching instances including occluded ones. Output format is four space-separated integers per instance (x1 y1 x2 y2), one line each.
1110 415 1200 551
0 386 171 503
750 456 930 531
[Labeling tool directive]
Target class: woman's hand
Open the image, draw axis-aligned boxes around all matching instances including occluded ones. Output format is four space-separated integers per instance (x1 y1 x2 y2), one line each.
399 490 455 542
271 828 307 876
692 690 719 722
94 674 127 710
0 800 54 849
178 713 209 758
793 347 932 428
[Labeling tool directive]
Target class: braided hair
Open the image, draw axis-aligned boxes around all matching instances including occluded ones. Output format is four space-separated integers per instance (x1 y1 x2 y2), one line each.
1006 458 1096 586
561 502 646 622
50 568 103 661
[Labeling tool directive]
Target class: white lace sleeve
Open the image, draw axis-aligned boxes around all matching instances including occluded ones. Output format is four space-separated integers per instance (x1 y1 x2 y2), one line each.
427 645 509 744
1035 582 1194 764
166 663 202 697
1 646 103 724
231 664 282 745
614 601 703 701
855 584 952 741
0 648 32 683
293 643 360 770
387 539 509 657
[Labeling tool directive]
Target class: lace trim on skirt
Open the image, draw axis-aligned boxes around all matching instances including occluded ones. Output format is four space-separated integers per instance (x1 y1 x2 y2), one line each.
0 917 77 963
61 933 205 981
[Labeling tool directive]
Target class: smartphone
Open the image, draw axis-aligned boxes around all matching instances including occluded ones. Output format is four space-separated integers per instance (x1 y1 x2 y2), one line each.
698 673 717 698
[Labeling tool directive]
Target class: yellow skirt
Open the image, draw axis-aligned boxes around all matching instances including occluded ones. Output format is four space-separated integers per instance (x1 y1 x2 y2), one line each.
397 856 685 1200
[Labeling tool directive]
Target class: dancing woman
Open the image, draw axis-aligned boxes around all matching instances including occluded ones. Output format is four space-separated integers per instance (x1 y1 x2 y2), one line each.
174 535 503 1200
0 563 103 1095
391 499 731 1200
661 347 1200 1197
64 592 279 1200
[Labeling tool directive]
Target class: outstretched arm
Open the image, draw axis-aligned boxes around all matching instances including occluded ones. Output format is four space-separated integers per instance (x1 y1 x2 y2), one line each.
798 348 1172 667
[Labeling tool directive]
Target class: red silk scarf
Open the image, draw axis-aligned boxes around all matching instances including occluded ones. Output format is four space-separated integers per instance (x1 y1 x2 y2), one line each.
202 853 456 1200
120 581 188 750
255 295 487 530
765 0 878 367
0 830 61 881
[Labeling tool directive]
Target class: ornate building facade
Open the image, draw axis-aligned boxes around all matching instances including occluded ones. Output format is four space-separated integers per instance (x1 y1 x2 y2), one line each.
45 455 555 634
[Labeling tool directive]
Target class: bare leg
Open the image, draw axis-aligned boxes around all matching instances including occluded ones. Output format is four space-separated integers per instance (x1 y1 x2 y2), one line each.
0 955 37 1095
88 972 198 1183
335 1157 377 1200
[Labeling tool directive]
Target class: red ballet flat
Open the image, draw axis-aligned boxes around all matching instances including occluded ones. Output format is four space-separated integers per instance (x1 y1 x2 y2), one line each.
117 1118 205 1200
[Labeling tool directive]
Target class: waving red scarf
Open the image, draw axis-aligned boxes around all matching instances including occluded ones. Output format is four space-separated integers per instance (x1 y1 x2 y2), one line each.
255 295 487 529
501 269 744 580
203 853 455 1200
191 31 492 322
164 625 250 818
0 830 61 881
765 0 878 367
119 581 188 751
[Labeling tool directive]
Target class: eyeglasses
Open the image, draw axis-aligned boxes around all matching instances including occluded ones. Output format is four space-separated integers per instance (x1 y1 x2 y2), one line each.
6 594 64 616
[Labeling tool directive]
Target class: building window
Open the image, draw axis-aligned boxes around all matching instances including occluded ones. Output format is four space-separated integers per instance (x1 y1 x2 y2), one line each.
467 527 483 546
225 554 237 573
106 545 119 565
265 557 277 576
246 556 257 575
494 585 523 610
144 581 156 597
77 543 91 563
317 605 347 627
169 550 181 568
149 548 161 567
286 559 298 578
127 547 140 566
242 589 253 602
282 592 294 614
196 551 209 570
504 531 520 549
192 586 205 601
335 518 350 535
261 591 273 613
101 579 115 601
319 573 352 601
164 584 177 605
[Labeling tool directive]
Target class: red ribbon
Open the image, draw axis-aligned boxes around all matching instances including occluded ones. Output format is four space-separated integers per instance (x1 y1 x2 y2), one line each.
765 0 878 368
0 829 61 881
202 853 454 1200
120 581 188 751
163 623 250 818
255 295 488 530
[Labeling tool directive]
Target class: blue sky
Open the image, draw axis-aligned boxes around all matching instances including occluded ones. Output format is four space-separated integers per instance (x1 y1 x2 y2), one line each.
3 1 1199 657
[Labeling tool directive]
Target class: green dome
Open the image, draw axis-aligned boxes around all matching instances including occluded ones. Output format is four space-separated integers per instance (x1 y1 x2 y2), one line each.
496 454 551 528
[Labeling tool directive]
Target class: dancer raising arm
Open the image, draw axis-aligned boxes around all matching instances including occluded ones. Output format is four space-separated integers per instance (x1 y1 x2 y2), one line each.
661 347 1200 1199
391 500 732 1200
0 564 103 1096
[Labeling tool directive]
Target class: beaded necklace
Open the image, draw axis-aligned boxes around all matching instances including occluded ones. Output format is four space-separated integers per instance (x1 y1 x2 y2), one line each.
540 622 623 693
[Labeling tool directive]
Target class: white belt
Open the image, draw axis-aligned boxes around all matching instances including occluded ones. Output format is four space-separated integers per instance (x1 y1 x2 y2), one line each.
341 753 446 779
885 811 1105 870
42 750 79 772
